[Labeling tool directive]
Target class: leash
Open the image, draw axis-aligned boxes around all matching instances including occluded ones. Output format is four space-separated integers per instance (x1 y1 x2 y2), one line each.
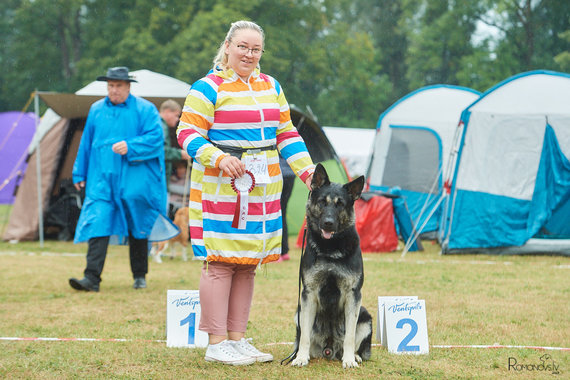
280 220 307 365
281 178 313 365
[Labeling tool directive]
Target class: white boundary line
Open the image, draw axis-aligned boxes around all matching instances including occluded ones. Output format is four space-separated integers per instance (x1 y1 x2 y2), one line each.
0 251 84 257
2 337 568 351
0 337 165 343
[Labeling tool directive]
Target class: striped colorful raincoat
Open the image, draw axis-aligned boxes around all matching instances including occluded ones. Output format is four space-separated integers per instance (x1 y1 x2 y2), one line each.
177 68 314 265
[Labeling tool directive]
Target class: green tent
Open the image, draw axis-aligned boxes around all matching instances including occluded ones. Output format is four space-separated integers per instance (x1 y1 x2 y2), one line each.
287 106 349 235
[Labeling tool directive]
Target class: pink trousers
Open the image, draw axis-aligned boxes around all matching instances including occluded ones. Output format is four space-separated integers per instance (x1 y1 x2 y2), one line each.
198 261 256 336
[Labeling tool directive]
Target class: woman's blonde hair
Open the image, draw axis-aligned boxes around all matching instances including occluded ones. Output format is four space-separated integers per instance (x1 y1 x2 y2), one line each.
212 20 264 72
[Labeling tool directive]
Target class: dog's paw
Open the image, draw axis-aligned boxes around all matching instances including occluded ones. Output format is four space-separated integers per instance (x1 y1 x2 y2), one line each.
342 360 360 369
355 354 363 363
290 355 310 367
342 355 360 369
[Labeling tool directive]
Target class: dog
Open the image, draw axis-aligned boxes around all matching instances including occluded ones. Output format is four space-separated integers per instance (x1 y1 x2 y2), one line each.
150 207 189 263
289 163 372 368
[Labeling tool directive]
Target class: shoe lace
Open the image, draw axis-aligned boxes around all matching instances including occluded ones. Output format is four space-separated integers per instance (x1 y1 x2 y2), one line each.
238 338 261 354
219 341 242 358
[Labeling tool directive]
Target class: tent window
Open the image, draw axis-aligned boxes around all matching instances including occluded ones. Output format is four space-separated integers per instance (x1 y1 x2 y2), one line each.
382 126 441 193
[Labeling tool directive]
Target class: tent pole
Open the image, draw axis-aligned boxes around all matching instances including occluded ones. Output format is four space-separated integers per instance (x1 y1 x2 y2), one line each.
34 90 44 247
401 194 444 257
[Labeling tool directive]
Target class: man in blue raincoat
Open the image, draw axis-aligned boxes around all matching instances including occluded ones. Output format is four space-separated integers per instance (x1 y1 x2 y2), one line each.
69 66 175 292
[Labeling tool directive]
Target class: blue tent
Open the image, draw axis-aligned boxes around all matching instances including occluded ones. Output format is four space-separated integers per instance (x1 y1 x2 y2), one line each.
439 70 570 255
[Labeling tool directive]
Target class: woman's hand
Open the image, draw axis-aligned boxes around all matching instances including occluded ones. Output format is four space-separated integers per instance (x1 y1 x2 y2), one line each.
304 173 313 190
219 155 246 179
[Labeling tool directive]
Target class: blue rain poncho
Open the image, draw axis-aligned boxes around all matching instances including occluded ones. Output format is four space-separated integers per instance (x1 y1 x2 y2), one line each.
73 94 177 244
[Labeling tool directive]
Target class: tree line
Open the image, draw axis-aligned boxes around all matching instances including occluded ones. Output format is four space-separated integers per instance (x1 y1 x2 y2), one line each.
1 0 568 129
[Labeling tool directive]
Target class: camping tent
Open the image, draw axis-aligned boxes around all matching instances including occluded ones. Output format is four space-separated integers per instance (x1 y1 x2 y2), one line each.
439 70 570 255
322 126 376 179
366 85 481 240
3 70 191 241
0 112 37 204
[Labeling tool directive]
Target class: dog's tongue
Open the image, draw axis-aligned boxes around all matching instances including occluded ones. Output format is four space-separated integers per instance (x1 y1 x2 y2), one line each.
321 229 334 239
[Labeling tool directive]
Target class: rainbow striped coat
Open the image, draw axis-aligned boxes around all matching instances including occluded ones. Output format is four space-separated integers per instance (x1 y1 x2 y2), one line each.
177 68 314 265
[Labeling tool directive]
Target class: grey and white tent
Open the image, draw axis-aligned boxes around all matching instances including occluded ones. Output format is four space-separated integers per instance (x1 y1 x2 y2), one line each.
366 85 480 242
439 70 570 255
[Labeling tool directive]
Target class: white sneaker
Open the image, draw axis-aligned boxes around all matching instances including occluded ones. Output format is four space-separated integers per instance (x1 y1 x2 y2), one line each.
230 338 274 362
204 340 255 366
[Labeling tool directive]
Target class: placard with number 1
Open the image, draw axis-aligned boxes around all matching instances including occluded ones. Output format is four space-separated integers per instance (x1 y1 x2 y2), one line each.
166 290 208 348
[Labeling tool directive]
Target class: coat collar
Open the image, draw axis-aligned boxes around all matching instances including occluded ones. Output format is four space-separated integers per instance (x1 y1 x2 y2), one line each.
213 66 260 83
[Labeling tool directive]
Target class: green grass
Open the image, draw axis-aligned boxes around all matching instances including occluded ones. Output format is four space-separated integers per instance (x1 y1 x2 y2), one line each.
0 204 12 238
0 237 568 379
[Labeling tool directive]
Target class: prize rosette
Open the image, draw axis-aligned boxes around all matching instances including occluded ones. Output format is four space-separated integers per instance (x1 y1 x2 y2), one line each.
231 170 255 229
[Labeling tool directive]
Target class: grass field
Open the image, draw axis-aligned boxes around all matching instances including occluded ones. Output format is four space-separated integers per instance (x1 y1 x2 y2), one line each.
0 235 568 379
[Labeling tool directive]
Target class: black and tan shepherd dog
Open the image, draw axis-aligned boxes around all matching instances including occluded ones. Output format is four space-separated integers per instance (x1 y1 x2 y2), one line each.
289 163 372 368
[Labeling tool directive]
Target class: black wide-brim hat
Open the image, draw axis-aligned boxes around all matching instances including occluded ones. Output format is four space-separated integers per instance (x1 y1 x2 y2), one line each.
96 66 138 82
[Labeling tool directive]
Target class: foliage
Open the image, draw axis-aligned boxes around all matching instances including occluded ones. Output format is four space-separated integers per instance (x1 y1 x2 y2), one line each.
555 30 570 71
1 0 568 129
405 0 483 89
477 0 570 79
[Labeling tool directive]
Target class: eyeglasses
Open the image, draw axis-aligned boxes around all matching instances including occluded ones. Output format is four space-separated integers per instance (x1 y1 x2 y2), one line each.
234 43 264 57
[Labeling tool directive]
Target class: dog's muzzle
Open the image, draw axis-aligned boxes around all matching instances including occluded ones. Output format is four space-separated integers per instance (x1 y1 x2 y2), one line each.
320 215 337 240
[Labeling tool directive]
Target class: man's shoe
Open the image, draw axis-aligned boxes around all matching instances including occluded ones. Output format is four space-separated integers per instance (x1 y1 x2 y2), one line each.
69 277 99 292
133 277 147 289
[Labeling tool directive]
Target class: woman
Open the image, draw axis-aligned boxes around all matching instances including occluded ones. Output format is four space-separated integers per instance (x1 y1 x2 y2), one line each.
177 20 314 365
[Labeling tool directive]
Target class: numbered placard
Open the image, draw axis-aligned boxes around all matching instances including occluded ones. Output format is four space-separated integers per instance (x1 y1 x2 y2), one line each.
377 296 417 345
384 299 429 354
166 290 208 348
243 153 270 184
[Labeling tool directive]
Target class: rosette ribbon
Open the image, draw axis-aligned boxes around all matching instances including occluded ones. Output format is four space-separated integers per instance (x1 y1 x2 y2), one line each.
231 170 256 229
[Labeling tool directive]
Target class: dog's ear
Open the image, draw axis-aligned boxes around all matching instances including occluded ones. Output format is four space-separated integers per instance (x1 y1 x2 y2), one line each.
311 163 330 190
344 175 365 201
